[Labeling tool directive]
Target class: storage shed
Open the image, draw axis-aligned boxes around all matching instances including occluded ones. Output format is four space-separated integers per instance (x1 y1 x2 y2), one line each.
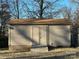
8 18 71 52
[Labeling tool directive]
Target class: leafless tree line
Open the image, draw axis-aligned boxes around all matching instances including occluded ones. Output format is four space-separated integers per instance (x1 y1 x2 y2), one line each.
0 0 79 20
1 0 63 19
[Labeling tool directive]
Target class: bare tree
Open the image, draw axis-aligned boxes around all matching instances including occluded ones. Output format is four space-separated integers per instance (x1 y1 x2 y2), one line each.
3 0 61 19
16 0 19 19
5 0 19 19
22 0 60 19
60 4 79 47
0 2 11 36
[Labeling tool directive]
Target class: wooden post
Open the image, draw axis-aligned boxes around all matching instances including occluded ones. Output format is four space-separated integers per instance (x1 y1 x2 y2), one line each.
46 25 49 46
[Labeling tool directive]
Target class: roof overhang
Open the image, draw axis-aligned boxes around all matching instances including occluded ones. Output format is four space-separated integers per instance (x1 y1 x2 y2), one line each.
8 18 71 25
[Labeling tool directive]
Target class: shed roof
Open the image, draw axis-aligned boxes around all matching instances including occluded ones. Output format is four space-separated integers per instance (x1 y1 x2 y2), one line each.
8 18 71 25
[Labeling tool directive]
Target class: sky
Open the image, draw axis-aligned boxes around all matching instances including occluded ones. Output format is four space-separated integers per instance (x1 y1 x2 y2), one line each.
5 0 78 19
22 0 71 18
21 0 78 18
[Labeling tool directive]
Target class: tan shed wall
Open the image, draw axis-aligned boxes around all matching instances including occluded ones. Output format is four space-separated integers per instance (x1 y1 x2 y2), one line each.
8 25 71 51
8 25 47 51
8 25 32 51
9 26 32 45
49 25 71 47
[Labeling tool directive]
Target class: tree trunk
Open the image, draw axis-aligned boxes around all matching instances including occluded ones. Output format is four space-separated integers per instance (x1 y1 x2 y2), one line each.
16 0 19 19
39 0 43 18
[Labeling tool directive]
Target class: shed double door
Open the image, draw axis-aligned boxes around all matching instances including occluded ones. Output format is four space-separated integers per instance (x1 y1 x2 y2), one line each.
32 25 47 47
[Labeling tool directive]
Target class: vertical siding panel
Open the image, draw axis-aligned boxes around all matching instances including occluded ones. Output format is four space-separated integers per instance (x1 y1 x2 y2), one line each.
40 25 47 46
32 25 39 46
8 27 11 47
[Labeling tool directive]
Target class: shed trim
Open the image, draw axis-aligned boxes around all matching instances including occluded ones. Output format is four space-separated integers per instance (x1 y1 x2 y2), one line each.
8 18 71 25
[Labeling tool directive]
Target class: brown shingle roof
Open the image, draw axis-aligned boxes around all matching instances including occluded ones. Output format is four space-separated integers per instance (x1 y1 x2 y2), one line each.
8 18 71 25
